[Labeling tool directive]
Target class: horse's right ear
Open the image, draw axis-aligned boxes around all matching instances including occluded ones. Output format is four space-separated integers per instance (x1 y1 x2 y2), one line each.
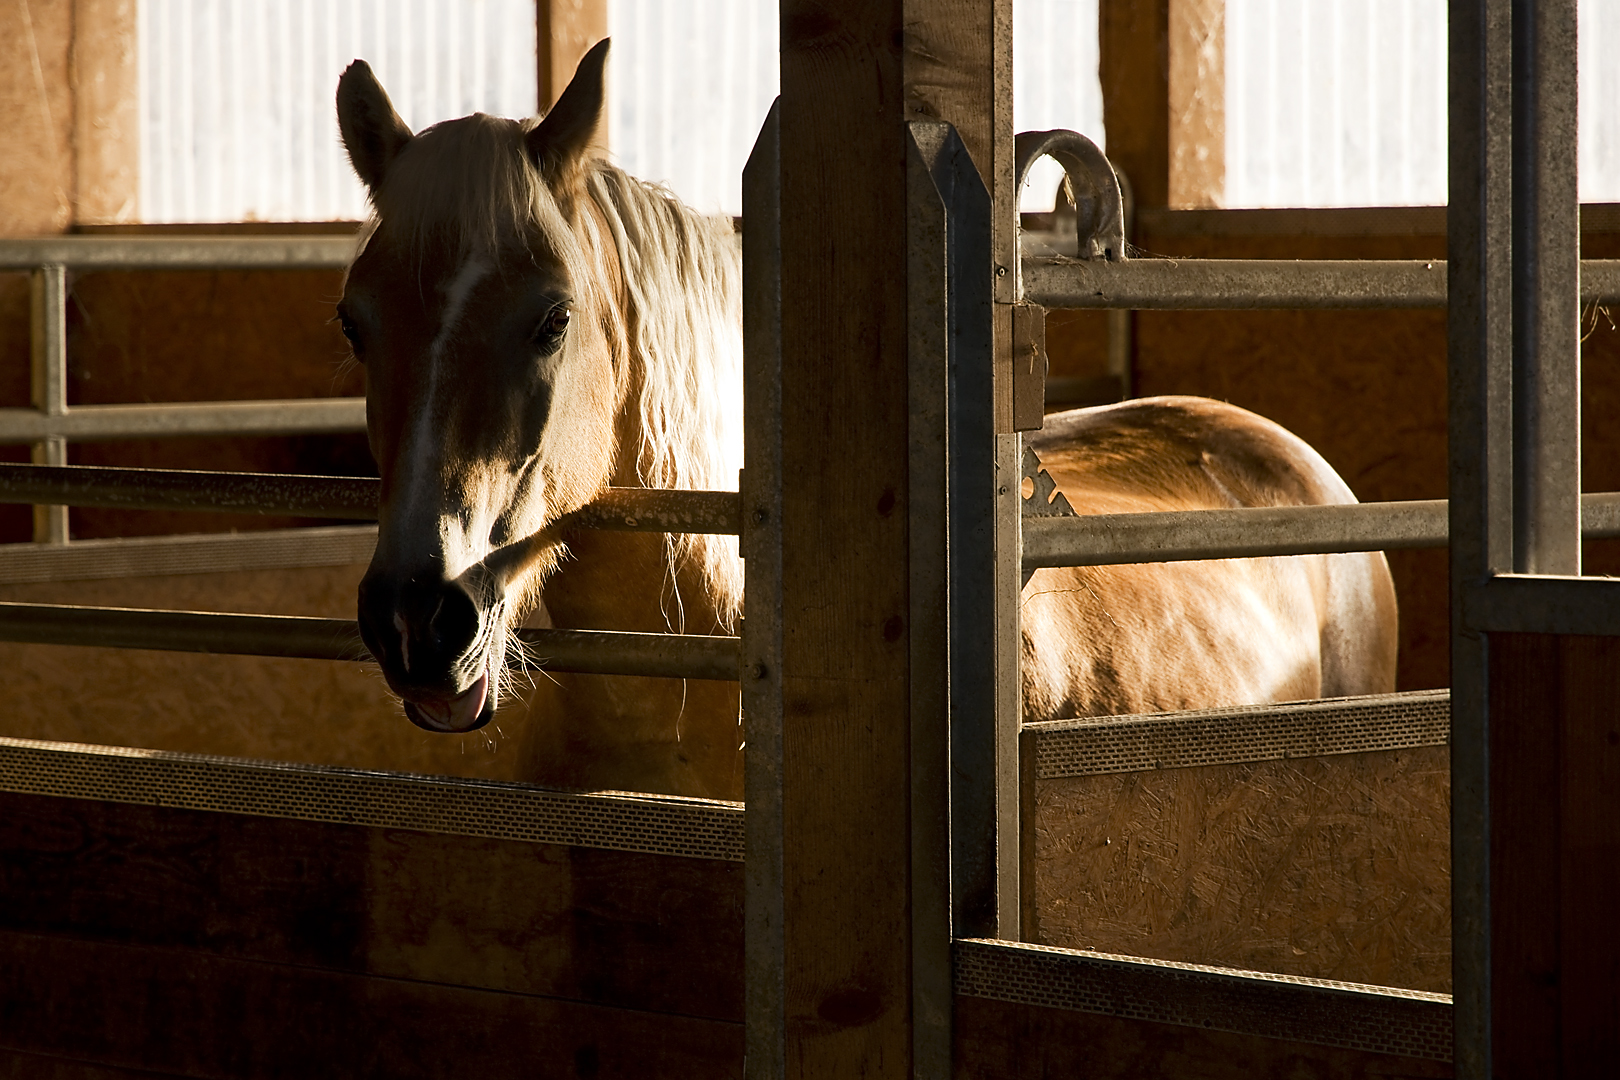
526 39 609 180
337 60 413 193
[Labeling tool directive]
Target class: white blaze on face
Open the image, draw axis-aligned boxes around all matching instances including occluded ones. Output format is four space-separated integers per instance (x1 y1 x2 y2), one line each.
393 253 494 579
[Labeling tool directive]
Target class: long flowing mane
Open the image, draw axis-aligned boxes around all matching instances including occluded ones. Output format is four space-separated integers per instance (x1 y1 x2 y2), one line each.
583 164 745 629
357 114 744 631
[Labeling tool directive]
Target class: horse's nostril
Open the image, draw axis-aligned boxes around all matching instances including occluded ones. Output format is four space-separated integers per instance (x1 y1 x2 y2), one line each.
359 572 483 684
429 584 480 653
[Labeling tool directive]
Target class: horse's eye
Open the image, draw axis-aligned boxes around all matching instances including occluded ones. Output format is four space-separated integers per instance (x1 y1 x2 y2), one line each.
337 312 364 357
533 305 571 355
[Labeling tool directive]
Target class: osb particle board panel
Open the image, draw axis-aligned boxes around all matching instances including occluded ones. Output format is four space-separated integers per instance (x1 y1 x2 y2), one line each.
955 994 1452 1080
1031 747 1451 993
0 565 538 782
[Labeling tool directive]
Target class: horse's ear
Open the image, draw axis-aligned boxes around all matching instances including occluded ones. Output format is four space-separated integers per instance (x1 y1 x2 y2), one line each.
337 60 413 193
526 39 609 180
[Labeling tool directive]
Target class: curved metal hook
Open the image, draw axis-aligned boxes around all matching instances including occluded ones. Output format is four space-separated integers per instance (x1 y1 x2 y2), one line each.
1014 129 1126 262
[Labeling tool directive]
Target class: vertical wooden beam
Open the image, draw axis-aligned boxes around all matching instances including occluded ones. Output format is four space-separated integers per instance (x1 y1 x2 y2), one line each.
1099 0 1170 210
72 0 139 224
538 0 609 111
768 1 1004 1075
778 4 913 1073
1168 0 1224 209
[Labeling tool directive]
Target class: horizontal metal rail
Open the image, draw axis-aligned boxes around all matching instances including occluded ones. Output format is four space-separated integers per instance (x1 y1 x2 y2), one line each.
0 735 743 861
0 398 368 444
0 602 741 682
1021 255 1620 310
0 235 356 271
954 938 1452 1062
1023 491 1620 569
0 463 744 534
1026 689 1449 779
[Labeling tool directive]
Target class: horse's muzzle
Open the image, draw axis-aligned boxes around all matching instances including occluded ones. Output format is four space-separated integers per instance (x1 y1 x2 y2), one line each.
358 569 493 732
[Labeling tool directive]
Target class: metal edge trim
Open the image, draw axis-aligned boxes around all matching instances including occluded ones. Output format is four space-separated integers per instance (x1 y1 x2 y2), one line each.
953 937 1452 1062
1463 573 1620 636
0 735 744 862
0 526 378 585
1026 690 1450 779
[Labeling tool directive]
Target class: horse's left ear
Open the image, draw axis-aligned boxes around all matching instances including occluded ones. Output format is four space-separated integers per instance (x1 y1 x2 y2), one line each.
338 60 414 193
526 38 609 180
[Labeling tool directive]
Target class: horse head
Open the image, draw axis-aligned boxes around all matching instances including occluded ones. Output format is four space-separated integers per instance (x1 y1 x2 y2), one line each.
335 41 620 733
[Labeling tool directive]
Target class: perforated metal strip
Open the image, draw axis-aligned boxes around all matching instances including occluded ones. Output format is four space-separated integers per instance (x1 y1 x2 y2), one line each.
0 736 743 863
1029 689 1449 779
954 938 1452 1062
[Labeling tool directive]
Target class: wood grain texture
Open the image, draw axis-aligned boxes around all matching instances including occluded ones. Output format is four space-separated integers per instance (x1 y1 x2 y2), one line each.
0 791 743 1020
1487 633 1620 1076
1167 0 1224 208
0 1048 189 1080
0 929 740 1079
953 994 1452 1080
1099 0 1170 209
1029 748 1452 992
778 2 914 1074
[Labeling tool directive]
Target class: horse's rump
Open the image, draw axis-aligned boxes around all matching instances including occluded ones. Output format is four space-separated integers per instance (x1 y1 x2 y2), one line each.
1022 396 1398 721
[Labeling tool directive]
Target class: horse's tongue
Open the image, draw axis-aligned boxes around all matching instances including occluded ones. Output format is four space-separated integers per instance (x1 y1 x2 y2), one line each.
406 671 490 733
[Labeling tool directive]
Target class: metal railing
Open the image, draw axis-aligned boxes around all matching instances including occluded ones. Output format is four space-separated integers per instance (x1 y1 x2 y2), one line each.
2 235 362 544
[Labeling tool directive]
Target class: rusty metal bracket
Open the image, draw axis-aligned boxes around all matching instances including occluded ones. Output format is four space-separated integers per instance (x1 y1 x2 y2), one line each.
1020 445 1073 587
1014 129 1126 263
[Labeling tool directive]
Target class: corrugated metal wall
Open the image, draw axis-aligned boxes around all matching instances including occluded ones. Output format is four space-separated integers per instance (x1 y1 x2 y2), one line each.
137 1 1617 221
1226 0 1619 208
138 0 538 222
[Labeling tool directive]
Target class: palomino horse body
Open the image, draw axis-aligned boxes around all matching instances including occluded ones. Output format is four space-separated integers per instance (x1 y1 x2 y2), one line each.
336 42 1395 801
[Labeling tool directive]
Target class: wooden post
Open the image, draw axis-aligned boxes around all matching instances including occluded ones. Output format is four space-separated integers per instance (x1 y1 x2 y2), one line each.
764 1 1005 1075
538 0 609 122
1168 0 1224 208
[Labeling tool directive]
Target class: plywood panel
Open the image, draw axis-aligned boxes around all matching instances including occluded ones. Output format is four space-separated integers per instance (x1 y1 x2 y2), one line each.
1487 633 1620 1076
0 929 740 1079
0 791 743 1019
0 1047 187 1080
1030 748 1451 992
954 994 1452 1080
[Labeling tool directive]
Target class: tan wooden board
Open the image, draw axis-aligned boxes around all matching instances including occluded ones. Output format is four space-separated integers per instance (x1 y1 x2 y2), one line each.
1028 746 1451 993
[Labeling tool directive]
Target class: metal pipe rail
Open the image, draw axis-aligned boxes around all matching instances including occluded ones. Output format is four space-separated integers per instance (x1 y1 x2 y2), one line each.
1023 491 1620 570
0 235 357 271
0 601 741 682
1021 255 1620 310
0 463 743 534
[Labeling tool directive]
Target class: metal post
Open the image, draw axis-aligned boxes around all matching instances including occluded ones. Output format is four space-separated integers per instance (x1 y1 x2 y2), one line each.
30 265 68 544
740 100 785 1080
1511 0 1581 576
1449 0 1515 1074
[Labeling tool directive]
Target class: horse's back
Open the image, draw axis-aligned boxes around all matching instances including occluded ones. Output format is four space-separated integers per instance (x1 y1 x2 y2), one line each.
1023 396 1397 720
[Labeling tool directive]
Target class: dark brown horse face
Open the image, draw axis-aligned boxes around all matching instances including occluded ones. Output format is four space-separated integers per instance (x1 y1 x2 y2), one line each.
336 43 613 733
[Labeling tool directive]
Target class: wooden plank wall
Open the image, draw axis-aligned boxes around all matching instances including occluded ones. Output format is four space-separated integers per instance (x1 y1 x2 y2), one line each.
1487 633 1620 1074
0 791 743 1078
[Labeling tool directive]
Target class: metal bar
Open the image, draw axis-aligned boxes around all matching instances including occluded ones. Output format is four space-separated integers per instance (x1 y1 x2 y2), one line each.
0 526 378 585
0 398 368 443
0 463 378 518
29 265 69 544
1021 493 1620 569
1021 256 1620 310
953 938 1453 1063
0 464 744 534
905 121 955 1074
1464 574 1620 636
1027 689 1449 780
0 235 356 270
740 100 785 1080
1448 0 1516 1072
0 602 742 681
0 735 743 862
1511 0 1582 575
